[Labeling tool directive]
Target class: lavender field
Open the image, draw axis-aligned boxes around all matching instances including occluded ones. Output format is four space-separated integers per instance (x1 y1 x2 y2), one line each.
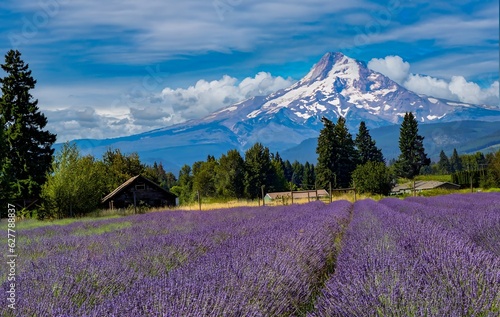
1 193 499 316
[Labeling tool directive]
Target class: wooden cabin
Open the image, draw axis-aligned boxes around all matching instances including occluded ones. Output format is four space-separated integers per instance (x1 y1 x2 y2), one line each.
101 175 177 209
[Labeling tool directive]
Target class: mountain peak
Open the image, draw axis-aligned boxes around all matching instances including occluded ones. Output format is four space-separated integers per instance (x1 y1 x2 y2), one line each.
302 52 357 83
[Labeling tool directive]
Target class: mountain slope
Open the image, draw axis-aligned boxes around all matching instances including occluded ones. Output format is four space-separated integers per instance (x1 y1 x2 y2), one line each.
62 52 500 171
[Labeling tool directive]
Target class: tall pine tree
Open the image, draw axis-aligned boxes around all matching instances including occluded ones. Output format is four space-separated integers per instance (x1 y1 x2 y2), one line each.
315 117 336 189
437 150 451 174
244 143 275 199
449 148 462 173
0 50 56 202
316 116 357 189
355 121 384 164
394 112 430 179
332 116 357 188
215 149 245 198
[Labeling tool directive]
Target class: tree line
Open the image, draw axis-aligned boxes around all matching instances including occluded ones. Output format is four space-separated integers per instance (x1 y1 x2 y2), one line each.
2 50 500 219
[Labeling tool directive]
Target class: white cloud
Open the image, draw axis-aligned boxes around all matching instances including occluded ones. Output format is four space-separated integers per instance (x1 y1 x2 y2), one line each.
159 72 294 120
44 72 295 142
403 74 455 100
368 55 500 107
367 55 410 85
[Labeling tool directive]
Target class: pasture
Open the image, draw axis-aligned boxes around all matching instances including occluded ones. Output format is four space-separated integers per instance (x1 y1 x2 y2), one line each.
1 193 499 316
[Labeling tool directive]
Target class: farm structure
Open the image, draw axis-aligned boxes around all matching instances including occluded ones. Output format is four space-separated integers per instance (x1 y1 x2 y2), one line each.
265 189 330 203
391 180 460 195
101 175 177 209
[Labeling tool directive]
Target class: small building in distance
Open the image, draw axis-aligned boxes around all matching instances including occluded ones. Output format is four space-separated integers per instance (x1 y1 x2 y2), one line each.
391 180 460 195
265 189 330 203
101 175 177 209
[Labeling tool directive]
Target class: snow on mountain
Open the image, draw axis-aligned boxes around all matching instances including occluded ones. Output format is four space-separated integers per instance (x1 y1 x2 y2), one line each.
66 52 500 171
199 52 499 136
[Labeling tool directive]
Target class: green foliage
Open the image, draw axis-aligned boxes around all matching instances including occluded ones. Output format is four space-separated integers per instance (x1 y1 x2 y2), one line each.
414 174 452 182
143 162 176 190
460 152 487 171
352 161 393 195
270 153 288 192
291 160 304 188
437 150 451 174
333 117 357 188
244 143 275 198
355 121 384 164
40 143 108 219
316 117 336 189
215 149 246 198
483 150 500 188
176 164 193 204
302 162 316 190
451 170 485 188
0 50 56 202
449 148 462 172
192 157 218 198
102 148 144 191
394 112 430 179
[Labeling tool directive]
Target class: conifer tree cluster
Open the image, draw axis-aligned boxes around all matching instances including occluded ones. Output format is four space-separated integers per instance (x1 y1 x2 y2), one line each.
0 50 56 208
316 116 385 190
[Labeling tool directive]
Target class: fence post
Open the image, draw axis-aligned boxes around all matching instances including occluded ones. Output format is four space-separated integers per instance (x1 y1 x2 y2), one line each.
197 190 201 211
353 180 357 202
329 182 332 203
261 185 265 206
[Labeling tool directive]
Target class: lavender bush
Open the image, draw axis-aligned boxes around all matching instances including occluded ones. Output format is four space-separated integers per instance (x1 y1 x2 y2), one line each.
381 192 500 256
2 193 499 316
311 197 499 316
1 201 351 316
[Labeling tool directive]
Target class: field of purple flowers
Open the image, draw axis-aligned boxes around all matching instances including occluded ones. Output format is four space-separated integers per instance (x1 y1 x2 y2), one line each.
1 193 499 316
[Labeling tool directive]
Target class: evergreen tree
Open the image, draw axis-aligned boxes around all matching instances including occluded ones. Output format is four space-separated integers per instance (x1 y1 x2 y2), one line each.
271 156 288 192
244 143 275 199
437 150 451 174
171 164 193 204
393 112 430 179
192 158 218 198
449 148 462 172
143 162 176 189
283 160 293 182
316 116 357 189
291 160 304 189
332 116 357 188
215 149 246 198
315 117 336 189
0 50 56 201
355 121 384 164
302 162 316 190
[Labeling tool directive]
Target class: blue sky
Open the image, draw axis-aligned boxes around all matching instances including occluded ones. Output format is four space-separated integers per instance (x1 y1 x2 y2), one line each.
0 0 498 141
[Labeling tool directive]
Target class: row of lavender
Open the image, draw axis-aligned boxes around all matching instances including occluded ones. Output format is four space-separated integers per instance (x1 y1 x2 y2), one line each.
1 201 352 316
311 194 500 316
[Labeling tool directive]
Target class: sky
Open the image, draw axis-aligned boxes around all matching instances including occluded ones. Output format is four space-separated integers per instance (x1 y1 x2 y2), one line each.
0 0 498 142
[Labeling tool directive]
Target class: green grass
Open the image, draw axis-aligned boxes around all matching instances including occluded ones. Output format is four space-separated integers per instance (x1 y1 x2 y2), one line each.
72 221 132 236
414 174 452 182
2 214 123 231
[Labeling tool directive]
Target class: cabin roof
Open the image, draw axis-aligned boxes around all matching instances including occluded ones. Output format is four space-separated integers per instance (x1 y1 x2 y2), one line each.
101 175 176 203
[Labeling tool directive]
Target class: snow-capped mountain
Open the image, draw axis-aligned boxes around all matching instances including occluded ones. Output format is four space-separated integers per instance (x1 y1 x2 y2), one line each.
197 52 499 137
66 52 500 171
